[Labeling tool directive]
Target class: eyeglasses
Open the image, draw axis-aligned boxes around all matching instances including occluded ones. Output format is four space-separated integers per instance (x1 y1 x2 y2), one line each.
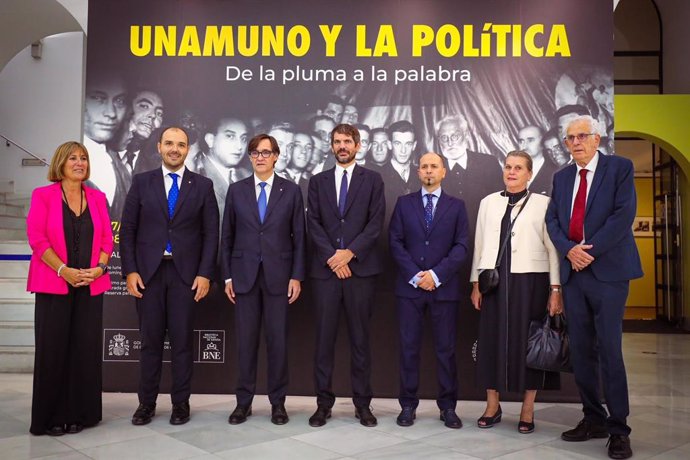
439 133 463 145
249 150 274 158
564 133 595 143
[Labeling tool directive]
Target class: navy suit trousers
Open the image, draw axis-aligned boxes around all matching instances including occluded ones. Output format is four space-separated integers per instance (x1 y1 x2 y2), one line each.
313 275 376 408
563 268 631 436
234 265 289 406
136 259 196 405
397 293 458 410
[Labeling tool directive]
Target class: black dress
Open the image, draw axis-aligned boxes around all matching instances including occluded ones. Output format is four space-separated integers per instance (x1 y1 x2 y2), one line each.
30 201 103 435
476 190 559 393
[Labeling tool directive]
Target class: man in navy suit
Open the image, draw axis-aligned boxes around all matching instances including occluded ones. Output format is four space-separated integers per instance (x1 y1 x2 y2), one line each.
389 152 469 429
307 124 385 427
546 115 641 460
221 134 306 425
121 126 219 426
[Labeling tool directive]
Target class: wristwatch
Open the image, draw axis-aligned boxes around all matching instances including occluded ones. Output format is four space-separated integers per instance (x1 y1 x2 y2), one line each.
97 263 108 275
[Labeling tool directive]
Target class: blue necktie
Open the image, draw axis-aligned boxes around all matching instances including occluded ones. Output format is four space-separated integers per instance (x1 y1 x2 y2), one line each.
166 173 179 253
339 170 348 217
424 193 434 230
258 182 267 223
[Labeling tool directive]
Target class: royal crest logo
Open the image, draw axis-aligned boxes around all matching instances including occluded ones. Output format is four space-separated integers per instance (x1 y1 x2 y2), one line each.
108 332 130 357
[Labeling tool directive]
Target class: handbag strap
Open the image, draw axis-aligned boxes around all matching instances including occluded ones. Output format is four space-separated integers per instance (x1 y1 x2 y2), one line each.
494 192 531 268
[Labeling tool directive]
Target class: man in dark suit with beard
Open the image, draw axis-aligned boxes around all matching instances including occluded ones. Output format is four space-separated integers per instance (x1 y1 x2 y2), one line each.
121 126 219 427
307 124 385 428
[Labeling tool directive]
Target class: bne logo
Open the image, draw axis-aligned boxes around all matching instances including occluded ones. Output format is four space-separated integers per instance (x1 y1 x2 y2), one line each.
202 342 220 360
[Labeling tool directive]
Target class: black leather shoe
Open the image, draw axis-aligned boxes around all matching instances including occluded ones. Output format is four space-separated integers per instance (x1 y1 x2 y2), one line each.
170 401 190 425
440 408 463 429
355 406 377 427
228 405 252 425
518 419 535 434
477 405 502 428
396 407 416 427
271 404 289 425
308 405 331 427
45 425 65 436
131 403 156 426
607 434 633 459
561 418 608 442
65 423 83 434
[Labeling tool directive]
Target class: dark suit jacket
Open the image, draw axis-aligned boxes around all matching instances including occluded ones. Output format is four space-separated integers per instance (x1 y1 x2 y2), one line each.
307 165 385 279
389 190 469 301
221 175 306 296
545 152 643 284
441 151 503 229
120 168 220 285
529 157 559 196
379 161 416 199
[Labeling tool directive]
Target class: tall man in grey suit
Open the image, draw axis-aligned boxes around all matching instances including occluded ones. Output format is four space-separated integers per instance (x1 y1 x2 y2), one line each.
307 124 385 427
121 126 219 426
546 115 641 460
221 134 306 426
389 152 469 429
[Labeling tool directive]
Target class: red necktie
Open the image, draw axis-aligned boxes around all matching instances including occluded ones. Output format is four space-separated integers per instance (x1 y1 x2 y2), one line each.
568 169 588 243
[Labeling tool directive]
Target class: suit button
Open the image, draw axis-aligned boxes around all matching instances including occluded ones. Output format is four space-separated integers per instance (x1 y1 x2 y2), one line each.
341 219 345 223
260 232 263 236
425 241 429 245
420 256 425 261
336 238 340 243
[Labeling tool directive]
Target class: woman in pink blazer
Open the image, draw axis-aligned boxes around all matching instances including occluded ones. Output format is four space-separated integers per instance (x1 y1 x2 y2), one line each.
26 141 113 436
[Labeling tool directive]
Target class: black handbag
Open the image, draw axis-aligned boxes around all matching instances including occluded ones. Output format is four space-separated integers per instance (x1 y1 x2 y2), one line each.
526 313 572 373
478 193 531 295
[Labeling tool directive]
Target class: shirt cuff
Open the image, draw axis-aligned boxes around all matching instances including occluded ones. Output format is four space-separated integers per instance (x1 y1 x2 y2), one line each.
408 274 421 288
429 270 441 287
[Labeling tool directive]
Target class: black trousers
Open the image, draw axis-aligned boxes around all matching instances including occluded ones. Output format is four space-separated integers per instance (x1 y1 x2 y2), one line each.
564 268 631 436
136 259 195 405
234 266 289 406
313 275 376 408
31 288 103 435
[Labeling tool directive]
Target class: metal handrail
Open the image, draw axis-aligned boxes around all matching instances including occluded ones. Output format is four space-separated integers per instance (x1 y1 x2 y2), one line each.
1 134 49 166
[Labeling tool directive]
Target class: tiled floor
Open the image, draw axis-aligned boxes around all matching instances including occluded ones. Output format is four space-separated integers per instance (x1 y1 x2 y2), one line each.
1 332 689 459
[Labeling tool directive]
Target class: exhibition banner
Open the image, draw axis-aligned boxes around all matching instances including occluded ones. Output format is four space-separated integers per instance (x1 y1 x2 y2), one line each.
85 0 613 400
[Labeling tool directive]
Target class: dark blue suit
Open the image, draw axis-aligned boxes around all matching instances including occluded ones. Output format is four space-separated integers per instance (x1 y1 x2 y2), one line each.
546 152 642 436
221 174 306 406
121 167 219 405
389 190 469 410
307 165 385 408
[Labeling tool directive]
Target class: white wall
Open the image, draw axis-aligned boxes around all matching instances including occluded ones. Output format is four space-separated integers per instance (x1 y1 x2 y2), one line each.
0 32 84 194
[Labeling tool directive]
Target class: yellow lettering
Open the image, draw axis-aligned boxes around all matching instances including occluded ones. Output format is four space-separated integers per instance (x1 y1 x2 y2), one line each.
524 24 544 57
154 25 176 56
411 25 434 57
287 25 310 57
178 26 201 56
237 25 259 56
202 26 234 56
512 24 522 57
463 25 479 57
319 24 342 57
262 25 284 56
546 24 571 57
130 26 151 57
436 24 460 57
356 25 372 57
373 25 397 57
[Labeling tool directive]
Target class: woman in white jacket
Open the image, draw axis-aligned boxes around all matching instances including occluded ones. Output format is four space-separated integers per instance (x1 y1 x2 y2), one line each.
470 150 562 434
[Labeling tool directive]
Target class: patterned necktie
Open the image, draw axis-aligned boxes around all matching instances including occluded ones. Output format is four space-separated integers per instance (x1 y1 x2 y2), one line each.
424 193 434 230
228 168 237 183
339 170 348 216
569 169 588 243
166 173 179 253
258 182 267 223
123 150 135 174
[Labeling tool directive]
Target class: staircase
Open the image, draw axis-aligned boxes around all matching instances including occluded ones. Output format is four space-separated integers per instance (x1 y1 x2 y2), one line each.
0 180 33 372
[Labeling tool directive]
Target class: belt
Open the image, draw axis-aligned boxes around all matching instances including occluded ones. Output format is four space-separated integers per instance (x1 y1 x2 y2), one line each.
162 255 173 260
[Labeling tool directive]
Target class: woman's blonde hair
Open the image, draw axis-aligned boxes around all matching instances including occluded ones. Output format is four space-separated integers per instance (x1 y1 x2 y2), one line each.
47 141 91 182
